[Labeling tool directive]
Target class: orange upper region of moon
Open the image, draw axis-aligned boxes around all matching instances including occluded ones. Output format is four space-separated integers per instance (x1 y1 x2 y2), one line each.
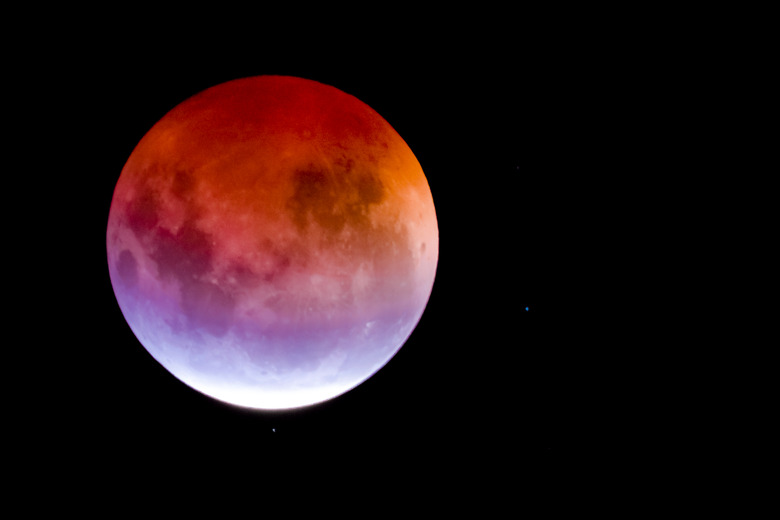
106 75 438 410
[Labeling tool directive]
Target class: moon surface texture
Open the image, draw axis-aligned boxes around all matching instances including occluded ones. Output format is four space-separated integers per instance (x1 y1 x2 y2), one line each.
107 76 438 410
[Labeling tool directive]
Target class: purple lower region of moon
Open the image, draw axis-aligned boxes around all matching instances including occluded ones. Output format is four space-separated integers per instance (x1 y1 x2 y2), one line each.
106 76 438 410
116 281 421 409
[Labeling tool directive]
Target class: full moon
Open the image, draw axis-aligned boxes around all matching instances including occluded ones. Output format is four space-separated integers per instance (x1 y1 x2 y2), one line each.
106 76 438 410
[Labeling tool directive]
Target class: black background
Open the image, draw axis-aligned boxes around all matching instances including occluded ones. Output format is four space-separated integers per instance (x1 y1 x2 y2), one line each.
8 7 766 512
20 14 659 496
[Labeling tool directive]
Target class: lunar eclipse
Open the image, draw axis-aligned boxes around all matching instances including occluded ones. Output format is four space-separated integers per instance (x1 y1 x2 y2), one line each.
106 75 438 410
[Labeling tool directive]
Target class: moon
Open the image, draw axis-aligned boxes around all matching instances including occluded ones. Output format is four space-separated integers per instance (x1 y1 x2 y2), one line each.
106 76 438 410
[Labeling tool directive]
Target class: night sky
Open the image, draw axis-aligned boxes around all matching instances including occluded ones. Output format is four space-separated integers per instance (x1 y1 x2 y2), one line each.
25 20 645 491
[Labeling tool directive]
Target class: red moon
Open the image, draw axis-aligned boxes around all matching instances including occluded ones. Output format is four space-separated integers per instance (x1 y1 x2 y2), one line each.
106 76 438 409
